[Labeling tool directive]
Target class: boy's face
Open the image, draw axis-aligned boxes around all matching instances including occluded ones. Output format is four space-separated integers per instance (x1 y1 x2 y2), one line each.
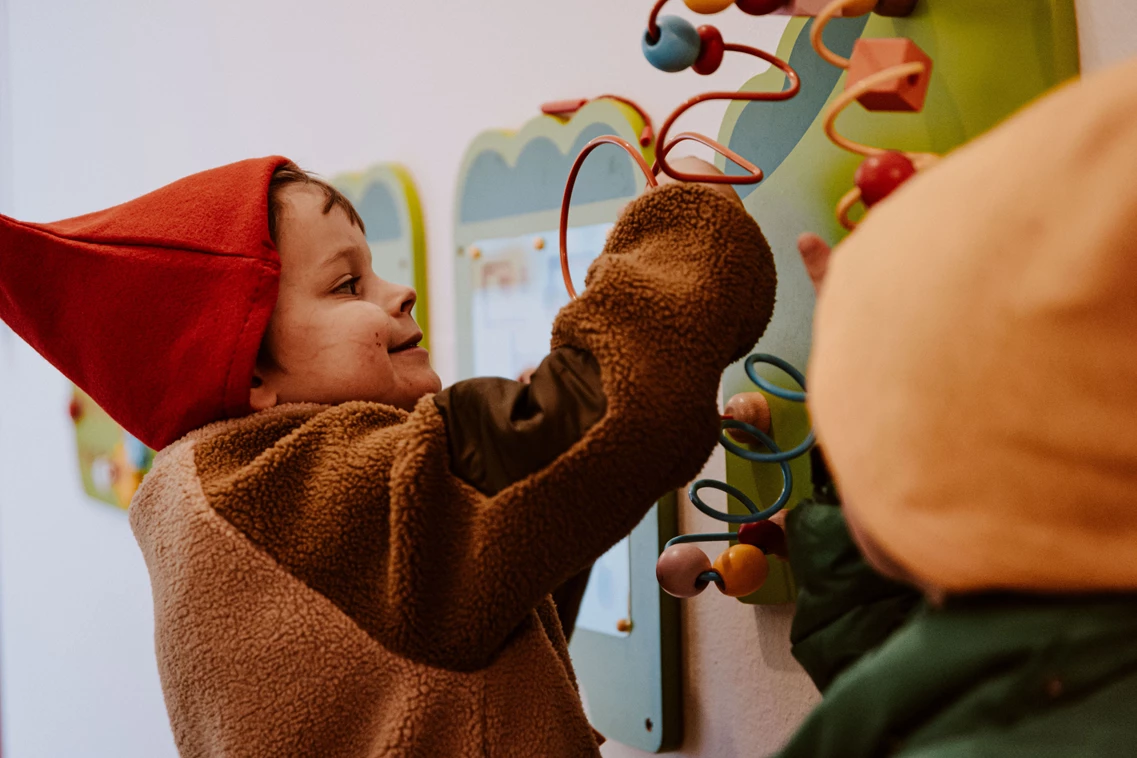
251 185 441 412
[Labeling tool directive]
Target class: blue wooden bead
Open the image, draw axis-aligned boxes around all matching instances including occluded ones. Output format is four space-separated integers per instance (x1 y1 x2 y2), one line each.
642 15 701 73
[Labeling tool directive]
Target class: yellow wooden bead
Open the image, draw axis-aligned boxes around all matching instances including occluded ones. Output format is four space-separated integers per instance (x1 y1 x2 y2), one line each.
841 0 878 16
712 544 769 597
684 0 735 13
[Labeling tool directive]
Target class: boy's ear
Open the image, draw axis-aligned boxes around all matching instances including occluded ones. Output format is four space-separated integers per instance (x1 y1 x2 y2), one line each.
249 373 278 412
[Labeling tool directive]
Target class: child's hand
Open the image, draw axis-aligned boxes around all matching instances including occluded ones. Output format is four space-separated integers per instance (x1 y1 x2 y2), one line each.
654 157 743 208
797 232 832 292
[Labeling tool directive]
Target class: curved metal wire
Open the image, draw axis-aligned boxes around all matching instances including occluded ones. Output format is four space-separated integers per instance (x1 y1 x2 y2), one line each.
541 95 656 147
745 353 806 401
653 42 801 184
559 135 659 300
665 353 813 554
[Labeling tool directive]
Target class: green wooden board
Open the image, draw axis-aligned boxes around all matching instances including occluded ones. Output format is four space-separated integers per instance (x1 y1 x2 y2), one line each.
716 1 1080 605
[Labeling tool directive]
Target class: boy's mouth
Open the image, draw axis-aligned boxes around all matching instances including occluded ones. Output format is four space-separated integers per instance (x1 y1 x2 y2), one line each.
389 333 425 354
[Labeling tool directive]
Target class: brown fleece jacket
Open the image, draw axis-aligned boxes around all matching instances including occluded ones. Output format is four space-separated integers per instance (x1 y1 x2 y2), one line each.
130 184 776 757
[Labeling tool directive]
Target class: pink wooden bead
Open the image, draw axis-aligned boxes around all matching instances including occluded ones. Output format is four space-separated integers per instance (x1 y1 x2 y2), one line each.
656 544 712 598
724 391 772 443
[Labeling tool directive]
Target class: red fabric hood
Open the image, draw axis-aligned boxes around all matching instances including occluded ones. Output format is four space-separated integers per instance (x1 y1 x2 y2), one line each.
0 156 290 449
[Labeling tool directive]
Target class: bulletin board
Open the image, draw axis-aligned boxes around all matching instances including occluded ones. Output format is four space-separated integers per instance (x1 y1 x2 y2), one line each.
333 164 431 348
453 100 681 752
714 1 1080 604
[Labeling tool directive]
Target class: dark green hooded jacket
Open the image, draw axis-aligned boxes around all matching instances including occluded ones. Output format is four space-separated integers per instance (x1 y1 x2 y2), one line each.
777 457 1137 757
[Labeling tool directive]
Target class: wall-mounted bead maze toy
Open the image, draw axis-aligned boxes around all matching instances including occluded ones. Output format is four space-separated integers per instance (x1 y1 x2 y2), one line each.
561 0 1081 606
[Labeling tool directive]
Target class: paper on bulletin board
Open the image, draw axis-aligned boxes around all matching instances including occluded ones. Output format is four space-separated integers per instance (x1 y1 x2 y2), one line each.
469 223 611 379
468 222 632 638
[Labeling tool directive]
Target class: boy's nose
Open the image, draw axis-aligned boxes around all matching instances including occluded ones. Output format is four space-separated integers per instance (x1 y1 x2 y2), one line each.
395 285 417 317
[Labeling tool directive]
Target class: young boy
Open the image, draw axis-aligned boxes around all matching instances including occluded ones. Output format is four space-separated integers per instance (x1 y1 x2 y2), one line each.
0 157 777 755
776 56 1137 756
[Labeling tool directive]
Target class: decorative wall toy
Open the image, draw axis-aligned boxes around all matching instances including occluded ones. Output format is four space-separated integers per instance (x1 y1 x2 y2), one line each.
333 164 430 348
559 0 820 609
454 100 680 752
70 388 154 510
710 0 1079 603
559 0 1080 607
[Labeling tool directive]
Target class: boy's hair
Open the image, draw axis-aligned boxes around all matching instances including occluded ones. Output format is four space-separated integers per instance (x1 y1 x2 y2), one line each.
267 162 366 245
258 163 366 374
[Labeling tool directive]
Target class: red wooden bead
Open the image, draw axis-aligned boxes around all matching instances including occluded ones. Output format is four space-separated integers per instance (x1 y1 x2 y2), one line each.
737 520 789 559
855 151 917 207
656 544 713 598
693 25 725 76
735 0 790 15
846 37 934 112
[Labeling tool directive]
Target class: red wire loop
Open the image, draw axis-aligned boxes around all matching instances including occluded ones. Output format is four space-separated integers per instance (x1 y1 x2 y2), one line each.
646 0 669 42
559 136 659 300
559 1 804 300
654 43 801 184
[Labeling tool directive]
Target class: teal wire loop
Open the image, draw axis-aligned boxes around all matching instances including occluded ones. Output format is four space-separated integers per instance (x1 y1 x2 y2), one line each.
662 352 815 554
699 570 722 586
720 419 814 464
746 353 807 402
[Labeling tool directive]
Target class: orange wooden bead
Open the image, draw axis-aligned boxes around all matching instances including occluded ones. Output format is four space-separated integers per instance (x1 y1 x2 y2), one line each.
724 391 772 443
684 0 735 12
712 544 769 597
845 37 934 112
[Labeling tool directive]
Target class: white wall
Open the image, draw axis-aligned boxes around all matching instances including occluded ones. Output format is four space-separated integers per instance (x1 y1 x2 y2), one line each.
0 2 1133 757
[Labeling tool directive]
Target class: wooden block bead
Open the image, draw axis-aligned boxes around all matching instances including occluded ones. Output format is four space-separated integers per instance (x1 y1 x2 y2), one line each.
772 0 842 14
643 16 702 73
656 544 713 598
693 25 726 76
846 37 934 112
684 0 735 12
712 544 769 597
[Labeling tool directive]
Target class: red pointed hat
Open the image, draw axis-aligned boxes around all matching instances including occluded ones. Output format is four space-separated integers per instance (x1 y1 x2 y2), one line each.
0 156 290 450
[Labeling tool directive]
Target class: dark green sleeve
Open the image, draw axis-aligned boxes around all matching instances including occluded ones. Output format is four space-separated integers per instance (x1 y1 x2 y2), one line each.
433 346 606 639
788 449 923 692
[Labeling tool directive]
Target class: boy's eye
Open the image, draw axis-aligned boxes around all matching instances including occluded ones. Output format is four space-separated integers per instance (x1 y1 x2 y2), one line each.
334 277 361 296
